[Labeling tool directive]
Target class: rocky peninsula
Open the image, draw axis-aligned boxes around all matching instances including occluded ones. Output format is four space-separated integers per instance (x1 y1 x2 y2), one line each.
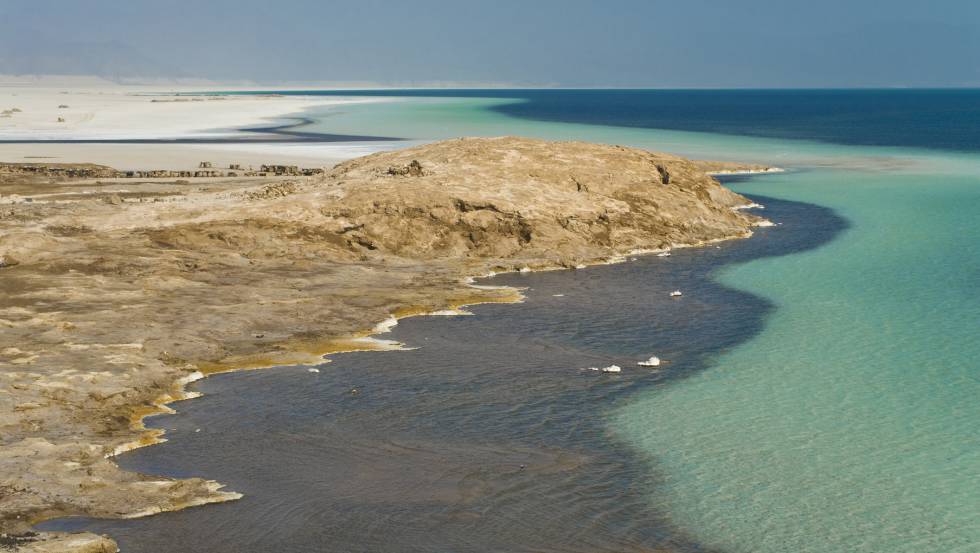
0 137 768 552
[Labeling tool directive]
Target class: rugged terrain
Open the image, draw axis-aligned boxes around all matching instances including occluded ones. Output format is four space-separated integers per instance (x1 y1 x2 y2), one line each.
0 137 767 551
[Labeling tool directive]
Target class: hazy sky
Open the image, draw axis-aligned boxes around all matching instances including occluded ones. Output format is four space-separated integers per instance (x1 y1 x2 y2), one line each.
1 0 978 87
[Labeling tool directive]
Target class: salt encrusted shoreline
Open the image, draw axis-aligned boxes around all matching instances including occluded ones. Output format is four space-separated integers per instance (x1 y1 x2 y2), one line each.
0 136 775 552
0 87 384 141
706 167 785 176
0 85 400 172
90 218 761 528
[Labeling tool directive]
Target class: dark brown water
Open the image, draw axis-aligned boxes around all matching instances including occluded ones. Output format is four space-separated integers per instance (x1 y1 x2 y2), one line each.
41 191 846 552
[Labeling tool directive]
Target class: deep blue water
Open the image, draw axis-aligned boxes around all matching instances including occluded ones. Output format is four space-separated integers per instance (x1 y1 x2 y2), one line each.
215 88 980 152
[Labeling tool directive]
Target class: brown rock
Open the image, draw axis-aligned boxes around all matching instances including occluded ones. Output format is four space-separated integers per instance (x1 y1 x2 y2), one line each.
0 137 768 546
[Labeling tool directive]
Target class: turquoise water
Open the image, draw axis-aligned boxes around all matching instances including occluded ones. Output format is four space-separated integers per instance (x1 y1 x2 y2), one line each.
618 169 980 552
42 92 968 551
308 96 979 174
302 95 980 552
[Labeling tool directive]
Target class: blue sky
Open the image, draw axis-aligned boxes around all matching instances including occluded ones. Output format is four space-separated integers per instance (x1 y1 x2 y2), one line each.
1 0 978 87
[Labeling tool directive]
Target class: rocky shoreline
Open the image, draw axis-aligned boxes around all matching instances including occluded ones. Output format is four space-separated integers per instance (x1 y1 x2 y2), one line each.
0 161 326 182
0 137 769 552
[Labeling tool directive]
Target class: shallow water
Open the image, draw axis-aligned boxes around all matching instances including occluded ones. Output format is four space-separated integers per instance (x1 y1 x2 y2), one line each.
44 194 843 552
616 170 980 553
43 91 980 552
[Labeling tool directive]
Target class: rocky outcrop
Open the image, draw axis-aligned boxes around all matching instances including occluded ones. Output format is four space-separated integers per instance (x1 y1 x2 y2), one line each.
0 163 327 184
0 163 120 180
259 164 324 176
314 137 755 262
385 159 425 176
2 532 117 553
0 137 768 551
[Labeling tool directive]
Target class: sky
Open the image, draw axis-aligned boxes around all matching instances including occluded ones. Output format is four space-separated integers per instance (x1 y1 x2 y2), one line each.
0 0 978 87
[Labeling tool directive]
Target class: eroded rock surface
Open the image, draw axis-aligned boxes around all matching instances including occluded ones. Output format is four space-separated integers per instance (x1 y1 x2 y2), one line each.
0 137 766 551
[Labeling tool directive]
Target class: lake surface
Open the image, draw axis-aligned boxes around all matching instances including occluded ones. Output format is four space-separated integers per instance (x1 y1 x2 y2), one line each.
45 90 980 552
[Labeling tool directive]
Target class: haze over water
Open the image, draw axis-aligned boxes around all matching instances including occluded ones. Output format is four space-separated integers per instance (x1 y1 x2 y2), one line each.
47 90 980 552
